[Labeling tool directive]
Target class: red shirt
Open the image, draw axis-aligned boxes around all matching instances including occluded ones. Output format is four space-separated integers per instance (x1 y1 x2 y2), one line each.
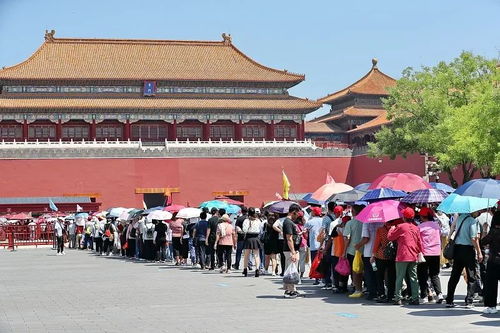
387 222 423 262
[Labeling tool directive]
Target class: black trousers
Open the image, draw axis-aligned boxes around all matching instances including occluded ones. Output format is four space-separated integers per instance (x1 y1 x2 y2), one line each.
206 243 216 269
126 238 136 257
57 236 64 253
278 240 285 274
196 241 207 268
94 237 103 254
446 245 477 304
376 258 396 300
483 261 500 307
417 255 442 297
217 245 233 269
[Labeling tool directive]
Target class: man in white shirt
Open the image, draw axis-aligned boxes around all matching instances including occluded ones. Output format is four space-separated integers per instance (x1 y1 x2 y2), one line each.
54 218 65 255
355 222 384 300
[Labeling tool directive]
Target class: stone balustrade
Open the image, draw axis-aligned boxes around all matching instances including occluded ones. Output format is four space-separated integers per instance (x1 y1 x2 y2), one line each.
0 138 354 159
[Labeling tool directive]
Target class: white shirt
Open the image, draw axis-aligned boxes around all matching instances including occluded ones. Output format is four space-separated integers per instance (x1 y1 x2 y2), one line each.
477 212 492 234
242 218 262 234
361 222 384 257
54 221 64 237
273 218 285 240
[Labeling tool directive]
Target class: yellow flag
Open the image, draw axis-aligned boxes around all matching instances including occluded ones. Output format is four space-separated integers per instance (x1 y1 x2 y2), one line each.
282 170 291 200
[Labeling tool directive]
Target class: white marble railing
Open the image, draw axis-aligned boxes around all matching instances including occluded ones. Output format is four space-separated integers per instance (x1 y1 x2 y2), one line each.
0 139 353 159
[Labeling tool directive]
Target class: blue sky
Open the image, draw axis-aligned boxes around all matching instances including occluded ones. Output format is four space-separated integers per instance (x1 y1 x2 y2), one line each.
0 0 499 119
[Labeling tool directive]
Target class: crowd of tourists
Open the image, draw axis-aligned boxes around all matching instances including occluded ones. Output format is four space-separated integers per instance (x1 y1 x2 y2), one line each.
53 202 500 313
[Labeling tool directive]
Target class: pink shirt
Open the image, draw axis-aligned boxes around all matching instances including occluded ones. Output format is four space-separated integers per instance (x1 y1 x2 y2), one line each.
418 221 441 256
169 219 183 238
387 222 423 262
217 223 235 246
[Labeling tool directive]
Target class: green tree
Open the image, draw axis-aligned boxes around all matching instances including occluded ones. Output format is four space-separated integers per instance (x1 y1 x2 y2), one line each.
368 52 499 186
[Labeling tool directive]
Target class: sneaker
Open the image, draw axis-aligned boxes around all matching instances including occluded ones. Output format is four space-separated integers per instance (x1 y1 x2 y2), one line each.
446 302 457 308
284 291 296 299
313 280 320 285
483 307 498 314
291 291 305 298
436 294 444 304
348 291 364 298
465 303 475 309
419 297 429 304
61 252 66 255
56 253 62 256
321 284 332 290
409 299 420 306
393 300 403 305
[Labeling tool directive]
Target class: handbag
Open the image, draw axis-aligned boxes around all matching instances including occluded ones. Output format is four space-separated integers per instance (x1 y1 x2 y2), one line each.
352 250 363 273
309 251 324 279
335 257 351 276
443 216 467 260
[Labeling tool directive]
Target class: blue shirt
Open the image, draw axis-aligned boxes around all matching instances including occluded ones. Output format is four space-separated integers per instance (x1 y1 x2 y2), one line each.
454 214 479 246
305 217 323 251
195 220 208 241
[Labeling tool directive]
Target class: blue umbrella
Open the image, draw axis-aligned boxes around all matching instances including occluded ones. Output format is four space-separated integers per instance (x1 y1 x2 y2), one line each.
430 182 455 193
354 183 371 191
453 179 500 200
200 200 230 210
437 193 496 214
360 188 407 202
226 204 242 215
401 189 448 204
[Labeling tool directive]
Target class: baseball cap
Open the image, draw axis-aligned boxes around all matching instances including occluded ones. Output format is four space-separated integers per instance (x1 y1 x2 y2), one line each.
401 207 415 220
311 207 322 216
333 206 344 216
419 207 433 218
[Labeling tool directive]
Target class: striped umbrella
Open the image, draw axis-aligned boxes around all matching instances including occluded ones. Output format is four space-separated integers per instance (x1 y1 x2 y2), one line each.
360 188 407 202
401 189 449 204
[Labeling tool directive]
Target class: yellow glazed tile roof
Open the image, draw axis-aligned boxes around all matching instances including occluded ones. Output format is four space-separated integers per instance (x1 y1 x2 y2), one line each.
0 97 321 111
0 34 304 85
318 59 396 104
347 111 391 133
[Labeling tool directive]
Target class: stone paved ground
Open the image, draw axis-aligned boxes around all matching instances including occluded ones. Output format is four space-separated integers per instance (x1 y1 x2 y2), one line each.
0 248 498 333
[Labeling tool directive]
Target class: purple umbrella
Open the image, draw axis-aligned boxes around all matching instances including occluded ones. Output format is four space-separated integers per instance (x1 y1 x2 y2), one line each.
401 189 449 205
264 200 299 214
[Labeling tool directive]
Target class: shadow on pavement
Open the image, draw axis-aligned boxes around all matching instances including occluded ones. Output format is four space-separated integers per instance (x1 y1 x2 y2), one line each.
470 319 500 327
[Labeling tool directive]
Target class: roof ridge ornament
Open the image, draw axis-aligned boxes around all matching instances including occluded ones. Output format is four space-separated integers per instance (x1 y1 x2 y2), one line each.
44 30 56 42
372 58 378 69
222 33 232 45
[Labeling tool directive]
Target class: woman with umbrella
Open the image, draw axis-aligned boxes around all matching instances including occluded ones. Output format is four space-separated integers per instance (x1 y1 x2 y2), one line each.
481 210 500 314
242 207 264 277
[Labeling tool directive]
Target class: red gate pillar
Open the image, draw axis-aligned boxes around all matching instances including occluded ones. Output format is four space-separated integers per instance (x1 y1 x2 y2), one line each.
169 120 177 141
90 120 96 140
22 120 28 141
203 120 210 141
56 119 62 140
236 120 243 140
266 120 274 141
124 120 131 140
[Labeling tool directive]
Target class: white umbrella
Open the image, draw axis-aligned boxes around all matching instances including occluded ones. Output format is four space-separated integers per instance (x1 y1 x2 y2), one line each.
176 207 202 219
146 210 173 222
118 210 131 221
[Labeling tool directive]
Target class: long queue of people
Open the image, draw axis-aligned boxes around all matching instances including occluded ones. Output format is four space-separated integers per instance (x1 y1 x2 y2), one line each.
53 203 500 312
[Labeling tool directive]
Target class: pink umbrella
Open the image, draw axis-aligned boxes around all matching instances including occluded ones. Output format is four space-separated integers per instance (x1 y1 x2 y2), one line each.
356 200 407 223
164 204 185 213
311 182 353 201
369 173 432 192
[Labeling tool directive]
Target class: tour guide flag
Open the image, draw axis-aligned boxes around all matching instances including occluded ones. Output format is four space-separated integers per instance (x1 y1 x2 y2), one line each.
76 204 83 212
49 199 58 212
282 170 291 200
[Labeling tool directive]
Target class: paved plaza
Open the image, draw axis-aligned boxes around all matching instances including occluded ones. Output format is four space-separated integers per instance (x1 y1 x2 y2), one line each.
0 248 498 333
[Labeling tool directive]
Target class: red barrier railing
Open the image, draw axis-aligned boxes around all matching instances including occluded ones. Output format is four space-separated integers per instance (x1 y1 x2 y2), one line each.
1 224 54 249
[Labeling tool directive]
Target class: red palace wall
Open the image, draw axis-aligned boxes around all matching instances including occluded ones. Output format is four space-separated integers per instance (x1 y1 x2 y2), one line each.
0 157 352 209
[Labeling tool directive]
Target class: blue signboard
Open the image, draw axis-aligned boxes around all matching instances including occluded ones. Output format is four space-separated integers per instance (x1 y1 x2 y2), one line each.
144 81 156 96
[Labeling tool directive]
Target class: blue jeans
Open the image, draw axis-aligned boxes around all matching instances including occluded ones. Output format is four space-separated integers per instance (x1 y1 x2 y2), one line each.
234 240 245 269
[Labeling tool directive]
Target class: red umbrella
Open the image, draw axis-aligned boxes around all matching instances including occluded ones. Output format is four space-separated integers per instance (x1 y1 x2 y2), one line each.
311 182 353 201
7 212 32 220
214 196 244 206
164 204 185 213
369 173 432 192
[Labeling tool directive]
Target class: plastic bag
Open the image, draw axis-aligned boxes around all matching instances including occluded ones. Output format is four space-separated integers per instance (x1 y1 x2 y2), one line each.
417 253 426 263
309 251 324 279
352 250 363 274
283 263 300 285
335 257 351 276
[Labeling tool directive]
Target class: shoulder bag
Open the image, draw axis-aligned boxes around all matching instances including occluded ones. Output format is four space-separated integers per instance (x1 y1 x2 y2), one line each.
443 216 467 260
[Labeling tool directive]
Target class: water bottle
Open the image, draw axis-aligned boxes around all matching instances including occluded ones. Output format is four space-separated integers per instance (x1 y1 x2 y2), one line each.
371 261 378 271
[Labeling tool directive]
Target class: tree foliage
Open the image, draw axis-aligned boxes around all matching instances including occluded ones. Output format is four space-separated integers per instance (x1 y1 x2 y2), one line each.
368 52 499 185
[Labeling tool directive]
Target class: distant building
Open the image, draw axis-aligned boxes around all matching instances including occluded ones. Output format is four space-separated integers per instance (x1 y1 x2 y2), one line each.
306 59 396 146
0 31 320 142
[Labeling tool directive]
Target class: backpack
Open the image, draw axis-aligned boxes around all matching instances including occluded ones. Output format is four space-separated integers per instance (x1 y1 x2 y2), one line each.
384 241 397 261
146 225 154 239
